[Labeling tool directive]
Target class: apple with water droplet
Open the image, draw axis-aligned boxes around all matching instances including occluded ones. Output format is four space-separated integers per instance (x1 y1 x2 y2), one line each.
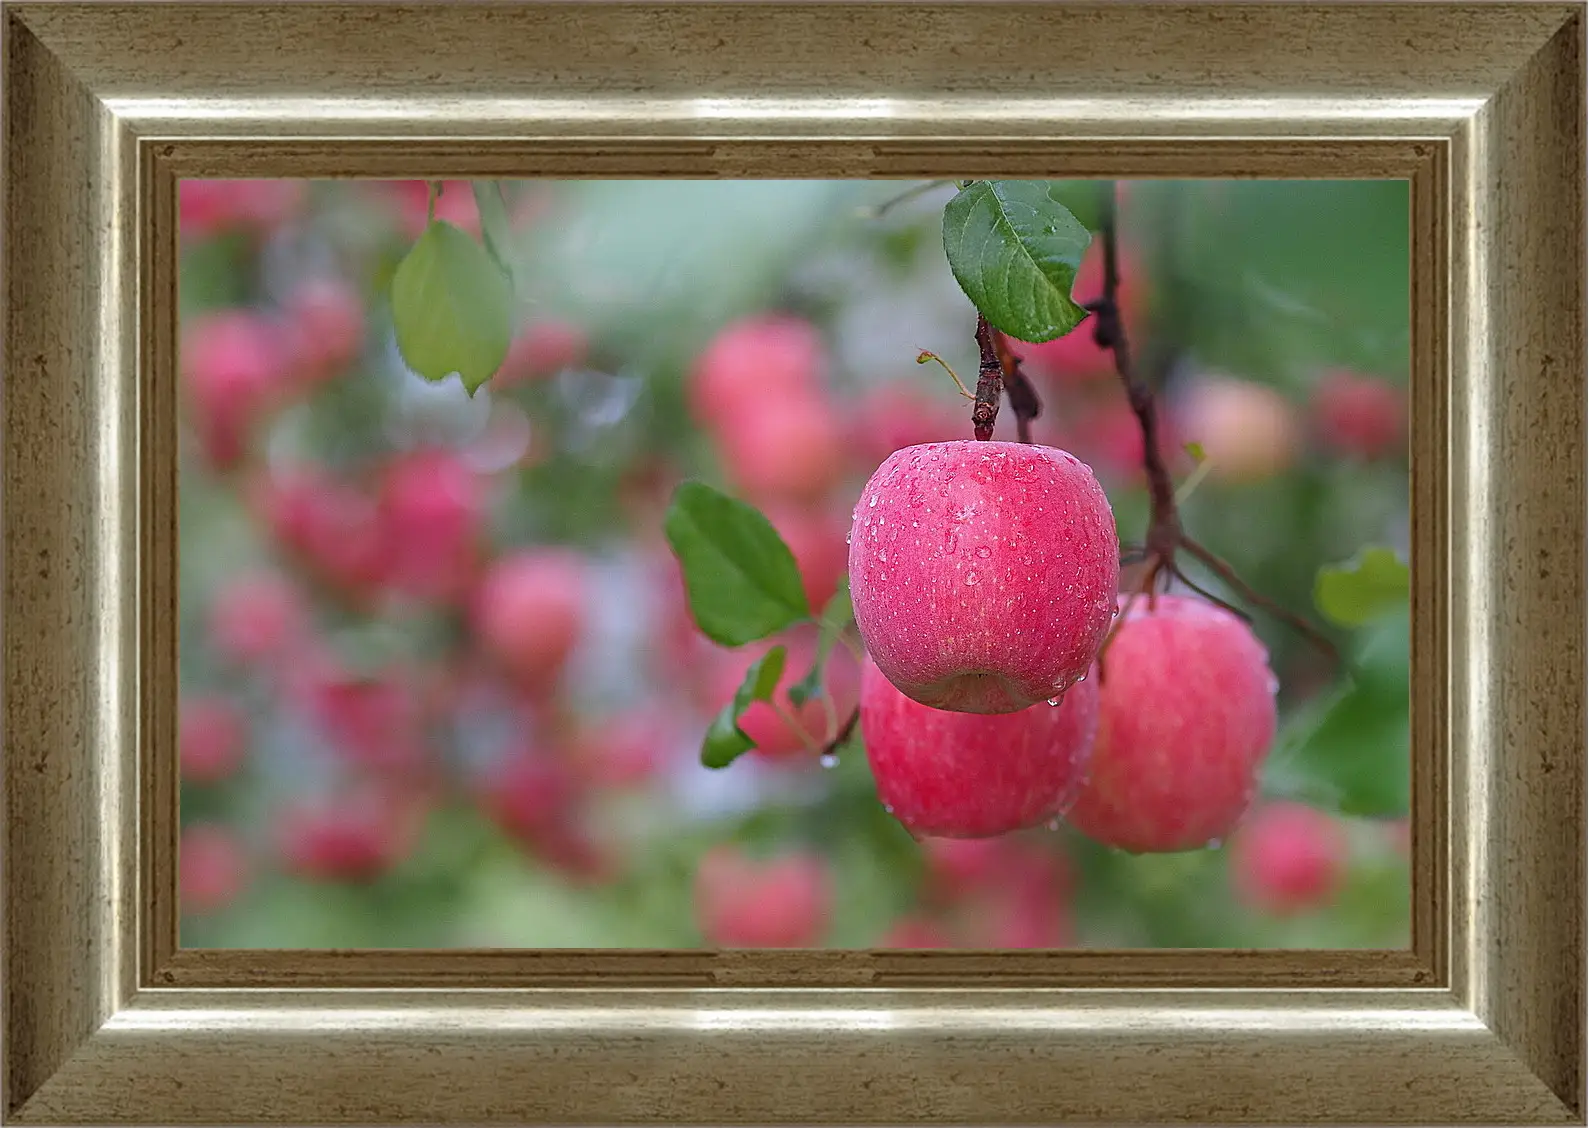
848 441 1118 714
860 657 1099 837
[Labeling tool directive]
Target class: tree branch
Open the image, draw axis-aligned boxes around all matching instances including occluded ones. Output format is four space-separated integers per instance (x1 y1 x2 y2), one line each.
1090 179 1341 671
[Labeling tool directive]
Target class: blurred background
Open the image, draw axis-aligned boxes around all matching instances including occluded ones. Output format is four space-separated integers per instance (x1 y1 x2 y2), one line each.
178 178 1411 950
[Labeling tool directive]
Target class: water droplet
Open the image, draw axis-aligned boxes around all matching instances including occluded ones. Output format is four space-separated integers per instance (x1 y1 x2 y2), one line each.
877 551 887 562
845 532 853 545
976 546 991 559
882 804 894 814
1046 697 1061 707
1266 673 1280 695
868 495 878 508
1045 817 1061 831
911 521 919 528
1076 673 1087 683
820 753 838 769
1205 838 1223 851
964 572 980 586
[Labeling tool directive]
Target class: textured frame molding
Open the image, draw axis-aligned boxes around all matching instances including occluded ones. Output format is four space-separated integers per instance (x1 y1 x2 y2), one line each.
2 2 1583 1124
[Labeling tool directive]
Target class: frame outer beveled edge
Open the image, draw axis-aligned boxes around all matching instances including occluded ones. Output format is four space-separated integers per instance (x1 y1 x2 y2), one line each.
1 3 1583 1125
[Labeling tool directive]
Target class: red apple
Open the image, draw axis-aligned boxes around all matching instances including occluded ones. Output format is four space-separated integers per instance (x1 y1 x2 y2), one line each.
1229 802 1350 915
860 657 1099 838
919 836 1009 902
470 549 587 693
848 441 1119 714
1309 369 1407 460
1067 594 1279 853
180 823 250 914
694 845 833 948
179 697 247 784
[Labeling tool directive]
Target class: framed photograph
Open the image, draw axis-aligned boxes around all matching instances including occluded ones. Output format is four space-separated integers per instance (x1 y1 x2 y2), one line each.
3 2 1583 1124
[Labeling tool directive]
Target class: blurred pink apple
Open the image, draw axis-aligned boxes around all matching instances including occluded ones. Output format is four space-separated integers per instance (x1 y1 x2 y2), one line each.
716 394 845 506
376 449 485 604
180 823 250 914
848 441 1118 714
760 502 850 613
181 309 291 469
694 845 833 948
208 570 307 667
179 697 247 784
687 315 825 430
276 785 426 883
1309 369 1407 460
283 275 366 384
497 319 590 386
1172 376 1301 484
470 549 587 694
1229 802 1350 916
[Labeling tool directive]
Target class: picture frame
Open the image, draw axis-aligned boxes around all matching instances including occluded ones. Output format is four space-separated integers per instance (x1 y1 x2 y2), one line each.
3 2 1583 1123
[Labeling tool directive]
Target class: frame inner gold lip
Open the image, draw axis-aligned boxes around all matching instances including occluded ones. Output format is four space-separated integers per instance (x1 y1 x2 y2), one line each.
141 139 1445 993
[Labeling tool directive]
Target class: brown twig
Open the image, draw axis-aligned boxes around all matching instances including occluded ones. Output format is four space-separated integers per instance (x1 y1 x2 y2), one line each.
1089 179 1341 671
971 315 1004 441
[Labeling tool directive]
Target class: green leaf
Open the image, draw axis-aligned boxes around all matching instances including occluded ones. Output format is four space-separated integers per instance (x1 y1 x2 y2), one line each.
1184 441 1207 464
1266 609 1410 818
788 575 854 708
1315 547 1410 627
941 180 1092 344
662 481 812 647
470 181 520 294
390 219 514 396
701 646 789 769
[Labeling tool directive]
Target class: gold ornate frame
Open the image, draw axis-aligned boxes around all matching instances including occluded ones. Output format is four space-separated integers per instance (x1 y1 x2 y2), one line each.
3 2 1584 1123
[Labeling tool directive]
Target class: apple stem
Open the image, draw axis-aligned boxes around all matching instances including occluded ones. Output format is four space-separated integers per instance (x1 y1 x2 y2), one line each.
971 315 1004 440
1090 179 1342 672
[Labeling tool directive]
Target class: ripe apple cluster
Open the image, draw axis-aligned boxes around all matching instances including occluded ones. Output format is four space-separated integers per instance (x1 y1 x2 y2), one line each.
848 439 1282 852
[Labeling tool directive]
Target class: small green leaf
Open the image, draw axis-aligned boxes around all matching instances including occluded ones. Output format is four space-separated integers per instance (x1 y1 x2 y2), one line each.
663 481 812 647
470 181 520 293
1184 441 1207 463
942 180 1092 344
390 219 514 396
1266 608 1410 818
1314 547 1410 627
788 575 854 708
702 646 789 769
